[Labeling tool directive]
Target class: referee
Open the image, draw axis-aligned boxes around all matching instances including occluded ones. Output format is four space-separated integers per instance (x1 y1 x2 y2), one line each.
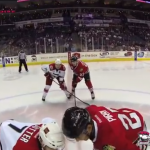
18 50 28 73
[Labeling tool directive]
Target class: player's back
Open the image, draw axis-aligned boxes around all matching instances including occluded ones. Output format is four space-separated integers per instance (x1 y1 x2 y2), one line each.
0 118 56 150
86 105 144 143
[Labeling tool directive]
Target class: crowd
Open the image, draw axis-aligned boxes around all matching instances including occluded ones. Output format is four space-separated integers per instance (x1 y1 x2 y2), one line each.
0 1 150 56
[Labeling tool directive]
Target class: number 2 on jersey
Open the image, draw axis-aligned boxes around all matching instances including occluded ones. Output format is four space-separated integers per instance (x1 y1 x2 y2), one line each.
8 124 27 133
107 108 142 130
118 113 141 130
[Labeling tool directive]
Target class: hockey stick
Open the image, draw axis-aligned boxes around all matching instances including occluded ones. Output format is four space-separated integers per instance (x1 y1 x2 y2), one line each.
52 79 90 106
74 90 77 107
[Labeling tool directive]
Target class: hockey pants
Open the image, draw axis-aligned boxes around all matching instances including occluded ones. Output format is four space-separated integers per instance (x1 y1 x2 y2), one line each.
19 59 28 72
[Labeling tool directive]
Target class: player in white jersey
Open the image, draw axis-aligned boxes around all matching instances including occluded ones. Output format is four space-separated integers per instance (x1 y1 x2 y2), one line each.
41 59 70 101
0 118 65 150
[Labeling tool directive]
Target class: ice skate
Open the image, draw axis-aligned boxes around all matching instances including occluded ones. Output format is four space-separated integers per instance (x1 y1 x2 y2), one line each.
67 94 71 100
67 89 75 100
91 91 95 100
42 96 45 102
67 93 73 100
64 91 71 99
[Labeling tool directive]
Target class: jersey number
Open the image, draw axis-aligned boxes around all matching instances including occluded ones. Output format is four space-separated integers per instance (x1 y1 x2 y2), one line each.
80 73 84 77
118 113 141 130
107 108 142 130
8 124 27 133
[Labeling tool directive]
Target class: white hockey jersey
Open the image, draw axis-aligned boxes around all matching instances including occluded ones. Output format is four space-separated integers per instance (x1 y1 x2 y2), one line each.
41 63 66 81
0 118 56 150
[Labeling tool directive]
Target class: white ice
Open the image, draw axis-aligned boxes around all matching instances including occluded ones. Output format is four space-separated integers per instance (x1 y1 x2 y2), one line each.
0 61 150 150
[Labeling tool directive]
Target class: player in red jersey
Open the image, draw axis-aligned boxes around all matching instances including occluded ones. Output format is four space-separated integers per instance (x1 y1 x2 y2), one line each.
68 55 95 100
0 118 65 150
62 105 147 150
41 59 69 101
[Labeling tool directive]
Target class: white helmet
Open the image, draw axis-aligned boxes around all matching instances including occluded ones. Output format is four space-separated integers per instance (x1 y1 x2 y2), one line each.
55 59 62 65
39 122 65 149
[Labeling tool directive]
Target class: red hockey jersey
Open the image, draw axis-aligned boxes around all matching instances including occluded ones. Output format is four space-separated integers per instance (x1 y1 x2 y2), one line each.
86 105 145 150
69 60 89 77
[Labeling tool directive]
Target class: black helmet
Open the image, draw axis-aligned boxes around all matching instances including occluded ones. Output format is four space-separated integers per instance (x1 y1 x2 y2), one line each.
62 107 91 139
70 55 78 62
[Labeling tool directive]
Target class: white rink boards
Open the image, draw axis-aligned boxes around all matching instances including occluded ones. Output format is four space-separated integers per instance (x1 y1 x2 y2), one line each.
0 61 150 150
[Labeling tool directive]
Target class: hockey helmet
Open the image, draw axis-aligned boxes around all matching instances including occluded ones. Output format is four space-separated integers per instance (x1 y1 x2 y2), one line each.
70 55 78 62
55 58 62 65
39 122 65 149
55 58 62 69
62 107 91 139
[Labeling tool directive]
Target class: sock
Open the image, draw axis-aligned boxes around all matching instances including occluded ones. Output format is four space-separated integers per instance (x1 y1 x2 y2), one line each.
42 85 51 99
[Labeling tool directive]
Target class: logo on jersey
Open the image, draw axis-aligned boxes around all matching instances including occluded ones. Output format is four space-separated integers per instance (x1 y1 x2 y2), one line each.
80 68 83 72
138 131 150 146
103 145 116 150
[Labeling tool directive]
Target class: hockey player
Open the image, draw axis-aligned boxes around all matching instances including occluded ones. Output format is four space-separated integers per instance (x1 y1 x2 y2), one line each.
41 59 69 101
68 55 95 100
0 118 65 150
62 105 147 150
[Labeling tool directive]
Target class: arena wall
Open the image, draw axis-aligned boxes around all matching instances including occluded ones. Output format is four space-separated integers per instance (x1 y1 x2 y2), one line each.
0 51 149 67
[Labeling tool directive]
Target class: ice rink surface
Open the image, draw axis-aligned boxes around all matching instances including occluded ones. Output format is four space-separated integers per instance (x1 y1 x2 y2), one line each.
0 61 150 150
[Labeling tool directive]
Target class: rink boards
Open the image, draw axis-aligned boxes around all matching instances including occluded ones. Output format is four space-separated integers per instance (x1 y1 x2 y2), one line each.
0 51 149 67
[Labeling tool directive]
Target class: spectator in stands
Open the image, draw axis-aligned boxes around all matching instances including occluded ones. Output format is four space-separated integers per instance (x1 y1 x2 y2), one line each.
0 0 150 56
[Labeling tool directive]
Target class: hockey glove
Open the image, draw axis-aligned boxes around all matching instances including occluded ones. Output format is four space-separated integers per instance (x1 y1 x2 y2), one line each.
133 138 147 150
44 72 50 77
44 72 54 80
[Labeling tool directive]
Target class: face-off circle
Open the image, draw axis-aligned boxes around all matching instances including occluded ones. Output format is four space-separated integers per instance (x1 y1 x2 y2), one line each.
0 101 149 127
